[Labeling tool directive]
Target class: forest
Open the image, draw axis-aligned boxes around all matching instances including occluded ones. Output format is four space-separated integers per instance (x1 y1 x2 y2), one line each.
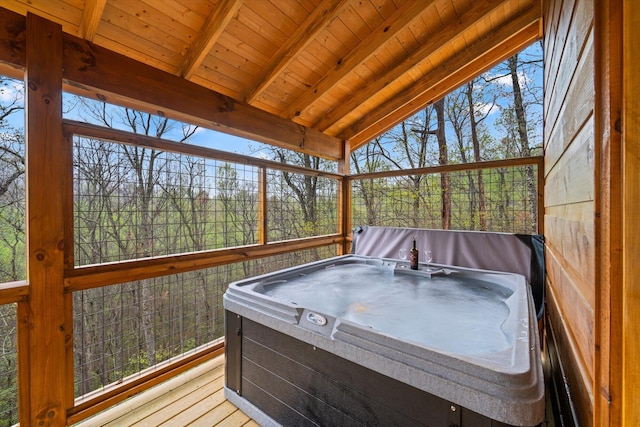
0 44 541 425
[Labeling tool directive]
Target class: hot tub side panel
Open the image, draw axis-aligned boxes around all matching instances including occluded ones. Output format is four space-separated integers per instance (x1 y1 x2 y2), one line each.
225 311 522 427
225 311 242 395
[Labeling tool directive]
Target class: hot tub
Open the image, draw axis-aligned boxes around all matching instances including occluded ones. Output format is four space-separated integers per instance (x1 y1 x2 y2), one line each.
224 255 544 426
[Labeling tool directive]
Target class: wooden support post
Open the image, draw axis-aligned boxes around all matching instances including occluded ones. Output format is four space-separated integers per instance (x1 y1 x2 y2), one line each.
595 1 623 426
17 301 30 424
258 167 268 245
337 140 351 255
25 12 69 426
536 156 544 234
622 1 640 425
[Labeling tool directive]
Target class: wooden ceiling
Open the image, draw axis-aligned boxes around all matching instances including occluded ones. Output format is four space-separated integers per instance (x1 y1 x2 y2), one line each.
1 0 541 157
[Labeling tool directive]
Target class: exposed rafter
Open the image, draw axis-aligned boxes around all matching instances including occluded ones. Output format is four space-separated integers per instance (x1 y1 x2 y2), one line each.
314 0 511 134
282 0 438 121
345 4 542 149
78 0 107 41
178 0 243 79
242 0 351 104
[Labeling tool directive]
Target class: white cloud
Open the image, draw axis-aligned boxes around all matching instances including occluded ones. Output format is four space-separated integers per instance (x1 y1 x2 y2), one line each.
484 70 530 88
475 101 496 117
0 80 24 105
187 124 206 135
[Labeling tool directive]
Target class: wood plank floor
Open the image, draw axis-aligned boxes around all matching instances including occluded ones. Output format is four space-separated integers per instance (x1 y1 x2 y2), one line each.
76 354 257 427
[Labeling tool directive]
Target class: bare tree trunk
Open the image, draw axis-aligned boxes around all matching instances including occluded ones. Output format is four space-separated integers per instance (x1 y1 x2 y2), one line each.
465 81 487 230
449 103 477 229
277 151 319 230
498 168 511 231
138 278 156 365
77 292 95 395
127 143 161 366
434 99 450 229
508 55 536 224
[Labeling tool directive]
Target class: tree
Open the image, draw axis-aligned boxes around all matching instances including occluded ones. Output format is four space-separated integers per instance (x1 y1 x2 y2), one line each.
465 79 492 230
507 54 537 223
371 106 446 228
350 138 390 226
490 45 543 229
267 149 336 238
70 97 202 392
0 76 23 426
0 78 25 282
216 162 258 276
433 99 451 229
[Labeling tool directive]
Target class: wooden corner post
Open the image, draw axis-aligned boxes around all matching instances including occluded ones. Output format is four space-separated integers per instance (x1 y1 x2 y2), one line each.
338 139 351 255
25 12 69 426
594 1 623 426
622 1 640 425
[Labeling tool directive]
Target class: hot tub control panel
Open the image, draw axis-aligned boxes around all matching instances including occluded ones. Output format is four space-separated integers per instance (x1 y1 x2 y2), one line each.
305 311 327 326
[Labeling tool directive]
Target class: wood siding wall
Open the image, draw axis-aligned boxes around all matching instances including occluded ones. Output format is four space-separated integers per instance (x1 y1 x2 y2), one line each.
543 0 595 426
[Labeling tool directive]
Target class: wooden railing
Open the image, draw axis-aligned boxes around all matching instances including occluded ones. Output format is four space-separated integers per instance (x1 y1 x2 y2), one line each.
0 121 543 425
348 156 544 234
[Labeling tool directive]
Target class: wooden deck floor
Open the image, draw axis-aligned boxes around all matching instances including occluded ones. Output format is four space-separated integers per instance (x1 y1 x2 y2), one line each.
76 354 257 427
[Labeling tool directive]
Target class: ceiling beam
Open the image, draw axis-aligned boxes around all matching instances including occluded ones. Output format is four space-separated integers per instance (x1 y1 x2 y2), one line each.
78 0 107 41
314 0 511 134
282 0 438 121
0 7 343 160
0 7 25 78
60 33 343 160
345 5 542 150
178 0 243 79
242 0 350 104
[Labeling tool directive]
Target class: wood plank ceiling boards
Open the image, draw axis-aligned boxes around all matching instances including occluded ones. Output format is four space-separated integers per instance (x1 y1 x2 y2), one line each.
0 0 542 159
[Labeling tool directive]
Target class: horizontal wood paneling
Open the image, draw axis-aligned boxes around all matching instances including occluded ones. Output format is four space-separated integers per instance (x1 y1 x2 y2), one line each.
545 200 594 223
546 245 595 376
543 0 596 425
2 0 83 34
545 116 595 207
546 287 594 427
544 32 594 174
544 211 595 306
238 317 505 426
544 0 593 144
542 0 562 90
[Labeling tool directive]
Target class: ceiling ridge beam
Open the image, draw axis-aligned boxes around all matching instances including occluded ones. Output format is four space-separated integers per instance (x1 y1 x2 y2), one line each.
79 0 107 41
242 0 351 104
178 0 244 79
312 0 511 133
345 6 541 150
282 0 438 121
